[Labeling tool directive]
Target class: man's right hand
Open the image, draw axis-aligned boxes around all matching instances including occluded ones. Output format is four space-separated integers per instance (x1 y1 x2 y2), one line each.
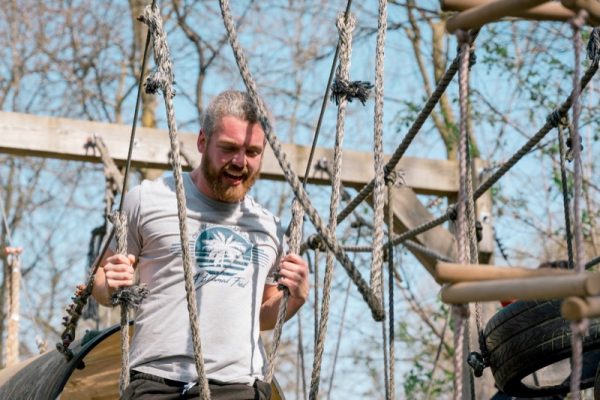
92 251 136 306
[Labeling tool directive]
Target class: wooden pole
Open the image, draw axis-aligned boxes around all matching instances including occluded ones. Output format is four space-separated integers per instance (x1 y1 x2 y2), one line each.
445 0 558 33
562 0 600 22
442 0 575 21
5 247 22 368
561 296 600 320
435 261 574 283
440 272 600 303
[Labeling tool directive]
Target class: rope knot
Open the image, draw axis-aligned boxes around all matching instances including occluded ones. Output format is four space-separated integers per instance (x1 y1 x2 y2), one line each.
546 109 563 128
570 9 588 31
587 27 600 63
305 234 327 252
330 78 373 106
111 285 149 309
384 168 405 187
447 204 458 221
138 5 175 98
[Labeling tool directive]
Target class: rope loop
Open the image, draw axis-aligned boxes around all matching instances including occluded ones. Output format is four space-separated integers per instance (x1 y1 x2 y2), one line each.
447 204 458 221
384 168 404 187
330 78 373 105
587 27 600 63
455 29 477 68
570 9 588 30
138 5 175 98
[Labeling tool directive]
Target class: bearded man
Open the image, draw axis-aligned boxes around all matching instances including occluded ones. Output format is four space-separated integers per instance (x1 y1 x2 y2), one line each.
93 90 309 400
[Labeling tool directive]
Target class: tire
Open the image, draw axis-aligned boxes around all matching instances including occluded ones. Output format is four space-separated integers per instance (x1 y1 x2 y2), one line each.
483 299 600 397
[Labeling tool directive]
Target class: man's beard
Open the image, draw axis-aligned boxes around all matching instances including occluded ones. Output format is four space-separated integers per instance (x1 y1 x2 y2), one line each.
201 152 259 202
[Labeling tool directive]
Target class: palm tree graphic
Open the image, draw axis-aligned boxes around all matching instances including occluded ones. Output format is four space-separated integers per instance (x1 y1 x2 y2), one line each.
203 231 247 268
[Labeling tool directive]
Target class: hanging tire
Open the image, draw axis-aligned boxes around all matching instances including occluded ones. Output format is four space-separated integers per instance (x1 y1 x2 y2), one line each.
483 299 600 397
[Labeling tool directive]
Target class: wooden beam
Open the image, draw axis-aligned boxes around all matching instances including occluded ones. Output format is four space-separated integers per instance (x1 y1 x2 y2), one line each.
441 0 576 21
435 261 573 283
0 111 458 196
445 0 551 33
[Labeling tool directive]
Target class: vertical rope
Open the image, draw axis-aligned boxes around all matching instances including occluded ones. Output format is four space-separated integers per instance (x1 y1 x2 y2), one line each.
371 0 388 312
139 5 210 398
309 13 356 400
453 29 472 400
265 200 304 382
386 177 396 400
110 211 131 397
5 247 21 368
557 121 575 269
569 10 587 400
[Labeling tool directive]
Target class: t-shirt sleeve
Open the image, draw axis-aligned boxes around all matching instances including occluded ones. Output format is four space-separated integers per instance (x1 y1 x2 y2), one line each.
109 183 143 256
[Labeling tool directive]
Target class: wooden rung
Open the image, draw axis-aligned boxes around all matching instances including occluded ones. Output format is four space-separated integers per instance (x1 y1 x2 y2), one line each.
435 261 574 284
445 0 562 33
562 0 600 23
440 272 600 304
442 0 575 21
561 296 600 320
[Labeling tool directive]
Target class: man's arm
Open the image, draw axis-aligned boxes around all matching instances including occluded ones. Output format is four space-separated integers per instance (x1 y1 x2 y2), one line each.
260 253 309 331
92 249 136 307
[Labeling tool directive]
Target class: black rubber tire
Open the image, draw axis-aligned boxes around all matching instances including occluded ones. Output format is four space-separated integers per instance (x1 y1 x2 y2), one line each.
483 299 600 397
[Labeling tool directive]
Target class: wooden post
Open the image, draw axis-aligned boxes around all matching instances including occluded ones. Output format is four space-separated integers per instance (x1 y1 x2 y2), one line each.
445 0 551 33
5 247 22 368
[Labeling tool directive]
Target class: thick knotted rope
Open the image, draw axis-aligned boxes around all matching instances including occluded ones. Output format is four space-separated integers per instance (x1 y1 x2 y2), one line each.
309 12 356 400
219 0 384 321
138 4 210 398
452 29 473 400
109 211 148 397
264 199 304 383
370 0 388 325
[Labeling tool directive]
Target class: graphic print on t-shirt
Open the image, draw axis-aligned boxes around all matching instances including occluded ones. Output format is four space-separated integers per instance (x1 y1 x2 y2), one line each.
193 225 269 288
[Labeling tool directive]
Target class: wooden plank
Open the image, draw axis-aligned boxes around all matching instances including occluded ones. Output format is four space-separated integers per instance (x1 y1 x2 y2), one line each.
0 111 458 196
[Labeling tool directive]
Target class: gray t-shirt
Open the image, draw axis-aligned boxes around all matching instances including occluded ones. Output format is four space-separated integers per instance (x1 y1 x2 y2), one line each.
113 173 284 385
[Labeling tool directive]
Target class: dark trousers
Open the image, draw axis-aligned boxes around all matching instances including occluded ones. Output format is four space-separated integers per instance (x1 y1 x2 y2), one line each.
122 371 272 400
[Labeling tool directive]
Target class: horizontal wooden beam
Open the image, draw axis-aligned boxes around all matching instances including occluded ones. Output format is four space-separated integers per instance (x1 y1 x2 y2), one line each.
0 111 459 196
435 261 573 283
445 0 551 33
441 272 600 303
441 0 576 22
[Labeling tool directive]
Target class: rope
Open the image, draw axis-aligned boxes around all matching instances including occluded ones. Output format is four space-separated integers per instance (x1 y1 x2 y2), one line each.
370 0 388 320
386 176 396 400
138 4 210 398
558 120 575 269
309 13 356 399
336 30 479 224
219 0 383 321
265 200 304 383
452 29 472 400
569 11 587 399
5 247 22 367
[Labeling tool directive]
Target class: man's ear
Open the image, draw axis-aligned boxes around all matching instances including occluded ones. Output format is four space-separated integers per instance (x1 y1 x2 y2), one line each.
197 129 207 153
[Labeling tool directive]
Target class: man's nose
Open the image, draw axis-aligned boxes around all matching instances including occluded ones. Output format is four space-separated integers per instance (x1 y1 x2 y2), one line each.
231 151 246 168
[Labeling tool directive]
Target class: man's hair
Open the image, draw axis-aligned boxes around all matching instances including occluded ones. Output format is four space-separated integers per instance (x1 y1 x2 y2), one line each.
201 90 272 139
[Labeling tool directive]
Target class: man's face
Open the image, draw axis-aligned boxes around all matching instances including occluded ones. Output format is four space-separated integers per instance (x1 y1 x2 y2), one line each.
197 115 265 202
